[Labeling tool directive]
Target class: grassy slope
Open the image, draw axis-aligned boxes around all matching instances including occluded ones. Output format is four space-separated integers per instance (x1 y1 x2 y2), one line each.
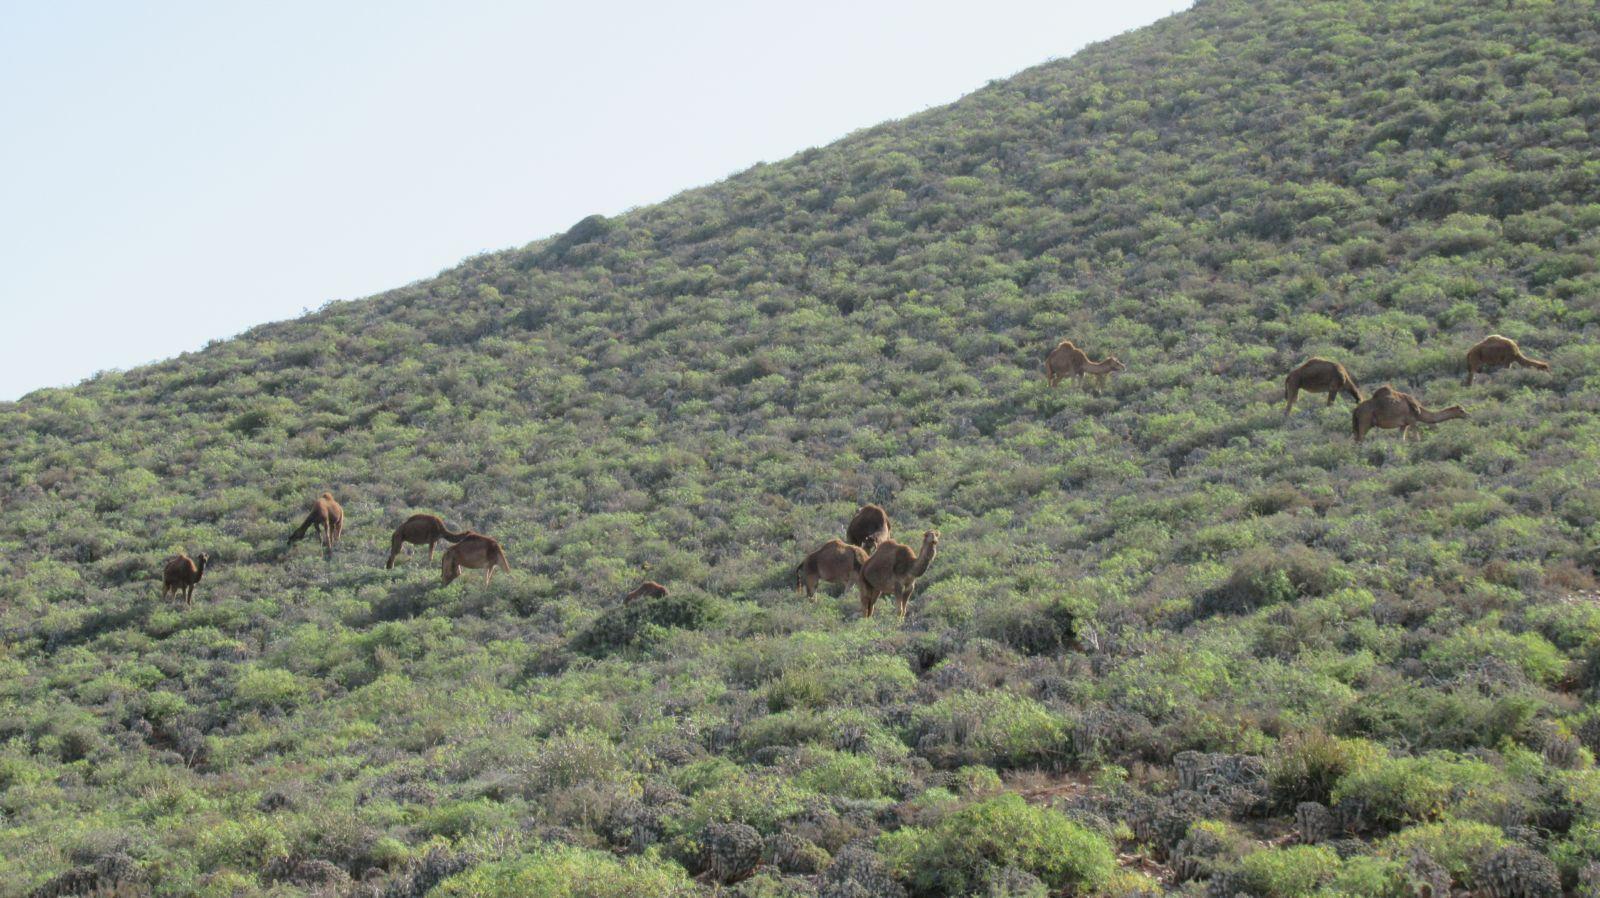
4 0 1600 893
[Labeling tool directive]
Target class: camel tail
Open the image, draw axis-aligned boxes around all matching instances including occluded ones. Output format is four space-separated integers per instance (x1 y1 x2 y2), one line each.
795 562 806 593
1351 408 1361 440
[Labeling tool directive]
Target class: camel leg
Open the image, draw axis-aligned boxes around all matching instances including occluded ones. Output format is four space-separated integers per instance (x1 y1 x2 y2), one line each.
859 587 876 618
1284 388 1297 417
897 584 915 619
427 541 435 563
1325 391 1336 405
484 567 494 585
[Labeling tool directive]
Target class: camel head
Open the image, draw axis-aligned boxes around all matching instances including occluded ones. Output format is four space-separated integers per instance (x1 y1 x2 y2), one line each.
195 552 210 573
921 530 940 549
1106 356 1126 372
1442 405 1467 419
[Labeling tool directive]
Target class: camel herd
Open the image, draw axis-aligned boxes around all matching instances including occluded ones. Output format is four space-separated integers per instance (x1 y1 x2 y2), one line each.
1277 334 1544 442
797 504 940 619
157 332 1546 613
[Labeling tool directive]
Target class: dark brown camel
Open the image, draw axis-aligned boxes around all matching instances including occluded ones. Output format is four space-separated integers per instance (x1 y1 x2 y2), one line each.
1465 334 1549 386
441 533 510 586
845 504 892 555
1352 385 1467 443
1284 357 1362 416
288 491 344 552
795 539 868 599
858 530 939 619
1045 340 1126 390
386 513 469 569
162 552 209 605
624 581 669 604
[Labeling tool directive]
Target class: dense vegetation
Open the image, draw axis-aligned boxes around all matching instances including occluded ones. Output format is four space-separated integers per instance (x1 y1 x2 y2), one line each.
5 0 1600 894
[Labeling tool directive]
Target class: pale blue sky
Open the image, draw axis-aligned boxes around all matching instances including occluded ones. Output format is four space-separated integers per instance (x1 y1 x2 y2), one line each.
0 1 1190 400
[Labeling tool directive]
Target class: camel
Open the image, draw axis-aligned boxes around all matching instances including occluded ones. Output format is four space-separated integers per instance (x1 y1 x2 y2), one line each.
1045 340 1125 390
624 581 669 604
288 491 344 552
845 504 892 555
1284 357 1362 416
1465 334 1549 386
1352 385 1467 443
795 539 869 599
440 533 510 586
386 513 469 569
162 552 209 605
858 530 939 619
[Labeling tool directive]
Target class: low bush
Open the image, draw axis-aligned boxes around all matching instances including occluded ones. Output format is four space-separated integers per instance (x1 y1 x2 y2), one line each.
879 794 1115 896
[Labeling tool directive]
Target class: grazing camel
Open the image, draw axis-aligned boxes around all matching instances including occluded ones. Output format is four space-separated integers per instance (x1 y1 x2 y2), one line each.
1284 357 1363 416
288 492 344 552
162 552 209 605
858 530 940 619
1045 340 1125 390
1352 386 1467 443
624 581 669 604
440 533 510 586
1465 334 1549 386
386 513 469 569
795 539 869 599
845 504 892 555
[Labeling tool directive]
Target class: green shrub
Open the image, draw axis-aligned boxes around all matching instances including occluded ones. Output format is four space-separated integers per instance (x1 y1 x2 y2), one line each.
1267 731 1385 807
233 666 310 711
880 794 1115 896
572 593 723 656
1376 820 1508 886
1230 844 1342 897
1198 547 1347 616
433 845 695 897
1331 753 1504 831
910 690 1067 769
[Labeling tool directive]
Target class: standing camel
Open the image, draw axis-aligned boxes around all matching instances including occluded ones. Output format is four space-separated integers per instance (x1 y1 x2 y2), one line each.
1284 357 1362 416
1352 386 1467 443
1045 340 1125 390
858 530 940 619
441 533 510 586
1465 334 1549 386
162 552 209 605
386 513 469 569
288 492 344 553
795 539 868 599
845 504 892 555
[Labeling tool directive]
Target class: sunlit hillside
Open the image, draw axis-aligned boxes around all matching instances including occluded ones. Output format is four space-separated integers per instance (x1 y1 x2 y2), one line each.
3 0 1600 894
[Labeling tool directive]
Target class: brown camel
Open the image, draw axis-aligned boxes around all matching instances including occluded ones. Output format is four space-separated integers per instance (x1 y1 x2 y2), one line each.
1465 334 1549 386
624 581 669 604
1045 340 1125 390
288 491 344 552
441 533 510 586
1284 357 1362 416
1352 386 1467 443
386 513 469 569
162 552 209 605
845 504 892 555
796 539 868 599
858 530 939 619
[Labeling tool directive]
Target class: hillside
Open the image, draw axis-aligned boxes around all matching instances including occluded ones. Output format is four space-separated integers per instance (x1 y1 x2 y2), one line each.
4 0 1600 894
